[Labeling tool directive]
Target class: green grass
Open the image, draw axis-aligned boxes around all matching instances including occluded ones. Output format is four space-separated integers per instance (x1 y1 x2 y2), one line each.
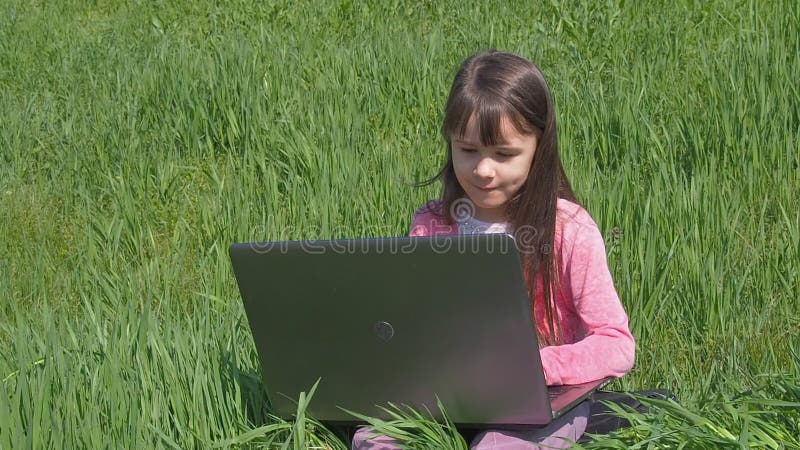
1 0 798 447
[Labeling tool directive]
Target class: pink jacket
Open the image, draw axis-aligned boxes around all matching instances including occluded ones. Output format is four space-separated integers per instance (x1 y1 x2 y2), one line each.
409 199 635 385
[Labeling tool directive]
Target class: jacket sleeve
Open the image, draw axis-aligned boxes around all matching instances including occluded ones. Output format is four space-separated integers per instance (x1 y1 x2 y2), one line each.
408 200 445 237
409 208 429 236
539 219 635 385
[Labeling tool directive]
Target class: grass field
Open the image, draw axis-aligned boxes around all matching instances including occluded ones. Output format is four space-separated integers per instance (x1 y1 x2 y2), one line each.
1 0 798 448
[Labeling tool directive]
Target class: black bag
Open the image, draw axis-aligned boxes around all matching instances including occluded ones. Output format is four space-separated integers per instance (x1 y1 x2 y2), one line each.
578 389 678 441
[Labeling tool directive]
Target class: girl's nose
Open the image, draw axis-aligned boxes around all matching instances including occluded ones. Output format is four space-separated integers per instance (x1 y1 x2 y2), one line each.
474 157 495 178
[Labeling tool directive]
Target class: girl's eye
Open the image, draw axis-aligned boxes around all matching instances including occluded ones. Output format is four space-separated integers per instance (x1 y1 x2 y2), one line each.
460 147 477 153
496 152 513 158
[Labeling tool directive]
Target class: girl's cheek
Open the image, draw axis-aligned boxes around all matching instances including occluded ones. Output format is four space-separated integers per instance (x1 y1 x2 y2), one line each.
452 158 471 177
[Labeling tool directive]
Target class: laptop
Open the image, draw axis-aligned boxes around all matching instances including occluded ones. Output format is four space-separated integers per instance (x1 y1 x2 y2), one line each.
229 233 610 428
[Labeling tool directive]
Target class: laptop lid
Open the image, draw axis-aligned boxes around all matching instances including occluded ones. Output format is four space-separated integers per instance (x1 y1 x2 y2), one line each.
229 233 606 427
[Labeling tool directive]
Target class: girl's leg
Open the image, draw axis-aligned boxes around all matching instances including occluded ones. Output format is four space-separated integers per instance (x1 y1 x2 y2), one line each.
469 401 590 449
351 400 590 449
351 426 403 450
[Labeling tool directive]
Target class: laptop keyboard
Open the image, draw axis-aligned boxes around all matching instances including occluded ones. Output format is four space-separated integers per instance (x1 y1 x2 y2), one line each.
547 385 570 401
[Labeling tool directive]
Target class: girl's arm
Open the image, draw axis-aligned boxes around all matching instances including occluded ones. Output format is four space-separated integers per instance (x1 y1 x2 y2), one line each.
539 213 636 386
408 200 456 236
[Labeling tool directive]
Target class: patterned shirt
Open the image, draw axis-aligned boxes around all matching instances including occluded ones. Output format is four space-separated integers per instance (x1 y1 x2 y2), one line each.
409 198 635 386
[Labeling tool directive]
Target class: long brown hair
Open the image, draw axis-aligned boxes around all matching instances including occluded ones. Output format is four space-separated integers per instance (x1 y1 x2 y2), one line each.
422 50 578 346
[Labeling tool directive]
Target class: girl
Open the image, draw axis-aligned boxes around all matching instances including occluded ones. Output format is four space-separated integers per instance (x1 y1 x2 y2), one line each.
352 50 635 449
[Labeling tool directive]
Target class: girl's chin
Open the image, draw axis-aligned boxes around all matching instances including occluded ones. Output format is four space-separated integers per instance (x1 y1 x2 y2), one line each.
468 192 509 208
472 200 506 210
467 196 510 217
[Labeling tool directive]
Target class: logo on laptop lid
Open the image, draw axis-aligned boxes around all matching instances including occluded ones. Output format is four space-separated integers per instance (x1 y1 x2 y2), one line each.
374 321 394 341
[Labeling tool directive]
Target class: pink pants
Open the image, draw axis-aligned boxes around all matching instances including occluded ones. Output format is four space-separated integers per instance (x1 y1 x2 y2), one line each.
351 401 590 449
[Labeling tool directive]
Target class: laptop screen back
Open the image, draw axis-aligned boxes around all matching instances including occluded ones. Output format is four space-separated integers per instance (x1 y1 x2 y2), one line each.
230 234 558 426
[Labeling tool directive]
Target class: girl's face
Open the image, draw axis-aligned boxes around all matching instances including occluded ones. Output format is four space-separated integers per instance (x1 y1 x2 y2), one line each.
451 116 538 222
